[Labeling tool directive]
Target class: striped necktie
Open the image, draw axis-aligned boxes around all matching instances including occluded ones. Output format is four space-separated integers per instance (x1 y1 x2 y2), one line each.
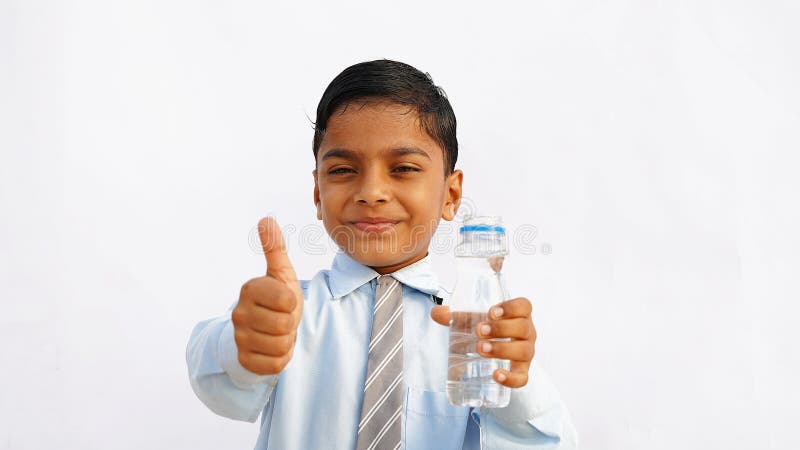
356 274 404 450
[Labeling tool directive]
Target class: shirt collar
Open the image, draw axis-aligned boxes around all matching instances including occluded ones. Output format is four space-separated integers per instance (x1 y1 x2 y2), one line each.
328 250 441 299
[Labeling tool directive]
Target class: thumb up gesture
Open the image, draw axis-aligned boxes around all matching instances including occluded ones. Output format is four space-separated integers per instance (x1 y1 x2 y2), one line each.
232 217 304 375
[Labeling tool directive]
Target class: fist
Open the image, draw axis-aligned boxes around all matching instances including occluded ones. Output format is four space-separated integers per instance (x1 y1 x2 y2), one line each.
232 217 303 375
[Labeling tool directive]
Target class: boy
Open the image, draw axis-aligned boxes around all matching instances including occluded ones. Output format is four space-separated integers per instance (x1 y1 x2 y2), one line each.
186 59 578 449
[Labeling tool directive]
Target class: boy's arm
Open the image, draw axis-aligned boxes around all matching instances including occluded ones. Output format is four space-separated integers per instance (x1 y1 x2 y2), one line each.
185 301 279 422
462 360 579 449
186 217 304 422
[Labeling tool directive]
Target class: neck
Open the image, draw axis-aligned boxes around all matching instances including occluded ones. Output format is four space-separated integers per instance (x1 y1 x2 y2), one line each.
370 251 429 275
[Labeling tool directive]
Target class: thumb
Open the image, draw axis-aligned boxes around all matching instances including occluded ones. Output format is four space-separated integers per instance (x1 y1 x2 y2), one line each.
430 305 451 327
258 217 301 294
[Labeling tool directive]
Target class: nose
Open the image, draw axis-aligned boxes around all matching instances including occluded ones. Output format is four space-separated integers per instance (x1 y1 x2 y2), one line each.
354 166 391 206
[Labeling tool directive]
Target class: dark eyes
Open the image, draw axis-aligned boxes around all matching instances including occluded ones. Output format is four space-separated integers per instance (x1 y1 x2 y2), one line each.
328 167 355 175
394 166 420 173
327 166 420 175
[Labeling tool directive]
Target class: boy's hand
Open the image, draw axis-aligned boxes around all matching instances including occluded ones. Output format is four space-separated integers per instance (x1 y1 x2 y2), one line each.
431 298 536 388
232 217 304 375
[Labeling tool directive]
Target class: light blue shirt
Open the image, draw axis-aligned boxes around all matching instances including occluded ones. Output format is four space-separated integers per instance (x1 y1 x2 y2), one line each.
186 250 578 449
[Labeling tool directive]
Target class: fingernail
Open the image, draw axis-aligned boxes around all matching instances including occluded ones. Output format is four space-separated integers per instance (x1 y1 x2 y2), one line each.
479 324 491 336
481 342 492 353
496 371 507 382
492 307 504 318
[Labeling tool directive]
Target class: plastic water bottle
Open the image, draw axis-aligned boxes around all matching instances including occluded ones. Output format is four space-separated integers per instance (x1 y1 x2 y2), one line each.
446 215 511 408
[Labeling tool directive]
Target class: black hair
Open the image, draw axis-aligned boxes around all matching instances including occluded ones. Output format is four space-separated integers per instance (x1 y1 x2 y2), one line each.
312 59 458 175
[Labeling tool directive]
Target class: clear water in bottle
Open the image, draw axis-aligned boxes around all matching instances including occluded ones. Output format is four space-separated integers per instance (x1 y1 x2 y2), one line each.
446 310 511 407
446 216 511 408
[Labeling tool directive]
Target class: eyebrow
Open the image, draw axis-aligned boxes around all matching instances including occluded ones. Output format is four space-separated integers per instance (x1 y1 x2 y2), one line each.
320 147 431 161
391 147 431 160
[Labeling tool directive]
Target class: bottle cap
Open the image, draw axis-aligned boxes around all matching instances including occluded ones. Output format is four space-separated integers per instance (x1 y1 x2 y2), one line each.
456 215 508 256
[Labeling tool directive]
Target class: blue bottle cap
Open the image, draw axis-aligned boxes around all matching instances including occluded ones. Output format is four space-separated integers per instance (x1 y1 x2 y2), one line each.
459 225 506 234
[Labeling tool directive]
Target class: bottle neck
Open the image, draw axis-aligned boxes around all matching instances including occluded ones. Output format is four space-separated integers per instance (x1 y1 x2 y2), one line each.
451 255 509 311
455 231 508 258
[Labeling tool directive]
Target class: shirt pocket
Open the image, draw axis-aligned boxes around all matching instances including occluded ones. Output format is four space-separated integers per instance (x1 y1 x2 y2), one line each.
404 386 470 450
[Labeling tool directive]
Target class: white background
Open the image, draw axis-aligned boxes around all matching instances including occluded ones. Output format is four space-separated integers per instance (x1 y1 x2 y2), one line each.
2 1 798 449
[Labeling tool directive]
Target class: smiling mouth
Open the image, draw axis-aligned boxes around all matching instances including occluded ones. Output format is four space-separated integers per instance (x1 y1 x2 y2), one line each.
349 219 399 234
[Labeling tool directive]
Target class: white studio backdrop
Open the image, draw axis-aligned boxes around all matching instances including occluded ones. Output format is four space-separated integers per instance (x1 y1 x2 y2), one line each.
1 1 798 449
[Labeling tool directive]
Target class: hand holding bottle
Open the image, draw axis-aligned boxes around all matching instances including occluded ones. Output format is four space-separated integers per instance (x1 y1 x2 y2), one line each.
431 298 537 388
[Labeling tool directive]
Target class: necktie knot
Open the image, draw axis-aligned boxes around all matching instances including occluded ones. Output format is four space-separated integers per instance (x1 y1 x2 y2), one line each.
377 274 396 285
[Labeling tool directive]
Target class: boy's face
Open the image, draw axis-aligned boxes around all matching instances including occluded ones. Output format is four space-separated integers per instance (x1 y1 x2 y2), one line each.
313 100 463 274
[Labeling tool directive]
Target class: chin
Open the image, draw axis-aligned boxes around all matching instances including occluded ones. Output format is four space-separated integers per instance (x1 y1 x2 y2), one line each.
326 221 433 269
344 247 420 270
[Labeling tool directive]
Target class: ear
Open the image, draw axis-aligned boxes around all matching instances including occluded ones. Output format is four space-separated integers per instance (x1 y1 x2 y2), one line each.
313 169 322 220
441 169 463 221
